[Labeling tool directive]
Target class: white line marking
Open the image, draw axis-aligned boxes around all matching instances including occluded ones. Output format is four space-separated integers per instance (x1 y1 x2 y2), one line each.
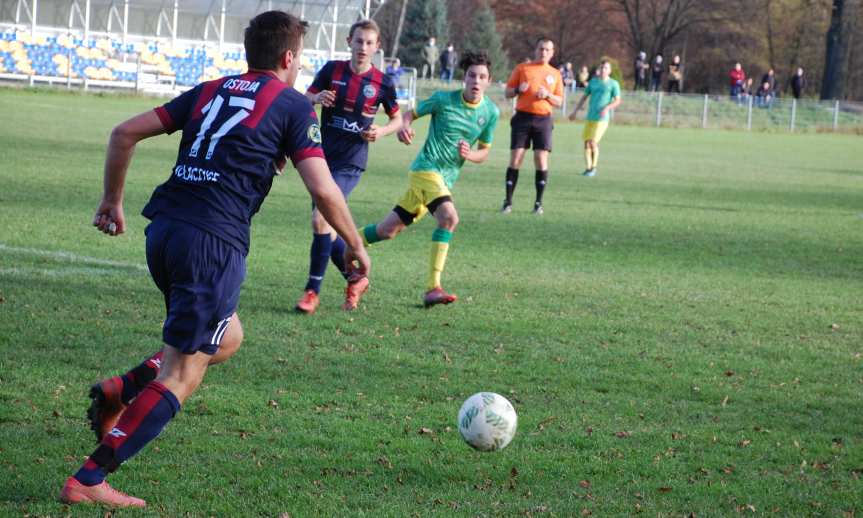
0 243 148 271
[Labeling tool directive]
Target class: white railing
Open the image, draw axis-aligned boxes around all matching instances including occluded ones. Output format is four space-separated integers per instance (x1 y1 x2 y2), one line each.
414 80 863 134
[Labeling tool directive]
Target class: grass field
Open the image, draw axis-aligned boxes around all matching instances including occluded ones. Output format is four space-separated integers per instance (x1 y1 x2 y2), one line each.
1 86 862 516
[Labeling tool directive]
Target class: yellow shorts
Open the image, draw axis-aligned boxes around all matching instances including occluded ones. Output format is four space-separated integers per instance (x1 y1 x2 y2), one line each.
582 120 609 143
395 171 453 225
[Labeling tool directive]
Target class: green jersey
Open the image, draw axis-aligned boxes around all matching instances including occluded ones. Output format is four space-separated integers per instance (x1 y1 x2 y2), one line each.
409 90 500 188
584 77 621 122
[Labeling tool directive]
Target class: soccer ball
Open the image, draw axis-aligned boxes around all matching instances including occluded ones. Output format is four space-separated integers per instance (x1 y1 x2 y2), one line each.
457 392 518 451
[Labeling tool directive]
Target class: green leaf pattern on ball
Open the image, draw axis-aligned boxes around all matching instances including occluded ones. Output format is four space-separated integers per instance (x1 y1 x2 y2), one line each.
485 409 509 430
460 406 479 430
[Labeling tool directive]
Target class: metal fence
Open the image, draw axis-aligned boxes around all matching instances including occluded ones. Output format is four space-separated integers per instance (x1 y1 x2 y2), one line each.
416 80 863 134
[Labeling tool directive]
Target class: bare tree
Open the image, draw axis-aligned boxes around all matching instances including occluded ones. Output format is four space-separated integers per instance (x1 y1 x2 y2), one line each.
603 0 714 57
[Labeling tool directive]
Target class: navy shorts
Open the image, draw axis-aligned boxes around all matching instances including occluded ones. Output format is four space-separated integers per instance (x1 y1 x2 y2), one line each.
510 111 554 151
145 218 245 355
311 165 364 209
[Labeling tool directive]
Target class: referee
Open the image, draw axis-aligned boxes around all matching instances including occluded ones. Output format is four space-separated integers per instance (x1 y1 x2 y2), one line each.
501 37 563 215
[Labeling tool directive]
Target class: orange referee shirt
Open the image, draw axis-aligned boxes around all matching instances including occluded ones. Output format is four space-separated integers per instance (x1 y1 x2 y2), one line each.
507 62 564 116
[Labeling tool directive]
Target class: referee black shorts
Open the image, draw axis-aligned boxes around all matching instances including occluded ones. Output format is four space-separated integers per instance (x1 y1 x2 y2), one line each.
510 110 553 151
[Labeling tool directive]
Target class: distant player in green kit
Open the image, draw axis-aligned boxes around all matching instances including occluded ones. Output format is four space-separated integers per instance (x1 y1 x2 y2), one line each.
569 60 622 177
358 51 499 307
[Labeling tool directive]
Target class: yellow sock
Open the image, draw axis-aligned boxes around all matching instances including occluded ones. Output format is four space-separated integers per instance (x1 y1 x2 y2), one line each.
427 231 452 291
584 146 592 170
592 146 600 169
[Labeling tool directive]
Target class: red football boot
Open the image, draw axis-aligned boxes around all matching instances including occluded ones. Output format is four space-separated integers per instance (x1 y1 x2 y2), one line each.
60 477 146 508
423 287 458 307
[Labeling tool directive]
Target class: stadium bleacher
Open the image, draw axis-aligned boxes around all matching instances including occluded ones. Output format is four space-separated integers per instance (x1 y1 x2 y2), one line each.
0 30 253 86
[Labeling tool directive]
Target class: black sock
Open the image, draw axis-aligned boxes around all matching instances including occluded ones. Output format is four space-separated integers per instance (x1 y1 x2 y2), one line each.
535 170 549 206
505 168 519 204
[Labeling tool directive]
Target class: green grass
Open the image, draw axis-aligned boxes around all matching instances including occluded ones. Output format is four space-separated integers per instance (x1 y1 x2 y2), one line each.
1 86 862 516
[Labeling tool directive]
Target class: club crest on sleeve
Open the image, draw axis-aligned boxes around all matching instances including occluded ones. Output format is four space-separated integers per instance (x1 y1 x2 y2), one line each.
478 116 487 127
363 84 377 98
307 123 322 143
546 74 555 85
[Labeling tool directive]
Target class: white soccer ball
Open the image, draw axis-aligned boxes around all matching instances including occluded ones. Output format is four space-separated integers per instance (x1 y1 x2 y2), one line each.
457 392 518 451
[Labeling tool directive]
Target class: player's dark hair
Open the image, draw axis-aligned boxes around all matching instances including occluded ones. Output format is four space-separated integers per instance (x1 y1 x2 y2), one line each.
460 50 492 73
348 19 381 41
244 11 308 71
535 37 554 47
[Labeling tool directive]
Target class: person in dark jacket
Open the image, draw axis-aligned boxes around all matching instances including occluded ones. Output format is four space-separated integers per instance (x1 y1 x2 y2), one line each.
650 53 663 91
789 67 805 99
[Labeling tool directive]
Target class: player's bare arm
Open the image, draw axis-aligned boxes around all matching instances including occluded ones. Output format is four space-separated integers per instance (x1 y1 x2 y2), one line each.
305 89 336 107
397 110 416 145
569 94 589 121
458 140 491 164
95 110 167 236
361 109 403 142
296 156 371 276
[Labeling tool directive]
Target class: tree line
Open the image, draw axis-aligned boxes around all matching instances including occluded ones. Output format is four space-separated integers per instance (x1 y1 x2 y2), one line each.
372 0 862 101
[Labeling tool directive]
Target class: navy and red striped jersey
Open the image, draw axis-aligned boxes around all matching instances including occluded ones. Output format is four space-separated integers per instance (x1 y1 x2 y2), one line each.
307 60 399 171
142 70 324 255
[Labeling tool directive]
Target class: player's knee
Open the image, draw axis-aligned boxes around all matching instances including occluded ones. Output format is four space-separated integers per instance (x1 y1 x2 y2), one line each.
210 316 243 365
441 213 459 231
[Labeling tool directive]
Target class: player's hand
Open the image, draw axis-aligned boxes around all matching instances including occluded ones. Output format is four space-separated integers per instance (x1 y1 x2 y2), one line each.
457 139 471 159
93 199 125 236
599 108 609 119
397 125 415 145
316 90 336 107
361 124 379 142
536 86 548 99
568 110 578 121
518 82 530 93
343 244 371 280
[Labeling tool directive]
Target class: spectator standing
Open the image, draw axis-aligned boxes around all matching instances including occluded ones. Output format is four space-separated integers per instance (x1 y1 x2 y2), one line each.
577 65 590 88
421 37 438 79
386 57 403 85
634 51 649 90
439 43 457 82
789 67 805 99
561 62 575 91
650 54 663 91
667 54 682 93
729 62 745 99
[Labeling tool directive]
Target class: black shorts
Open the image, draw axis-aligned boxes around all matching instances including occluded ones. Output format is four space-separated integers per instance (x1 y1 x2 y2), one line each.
510 111 553 151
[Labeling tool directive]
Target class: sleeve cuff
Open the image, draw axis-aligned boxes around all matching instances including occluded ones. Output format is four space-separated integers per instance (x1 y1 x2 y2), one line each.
386 104 401 117
154 106 175 134
290 147 326 166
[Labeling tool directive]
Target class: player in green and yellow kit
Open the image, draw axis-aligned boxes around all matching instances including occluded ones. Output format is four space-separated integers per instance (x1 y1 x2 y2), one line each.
359 51 499 307
569 60 622 177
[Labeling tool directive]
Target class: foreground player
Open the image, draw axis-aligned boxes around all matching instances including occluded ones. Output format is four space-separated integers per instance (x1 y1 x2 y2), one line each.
59 11 369 508
501 38 563 215
569 60 622 177
358 51 499 307
295 19 402 314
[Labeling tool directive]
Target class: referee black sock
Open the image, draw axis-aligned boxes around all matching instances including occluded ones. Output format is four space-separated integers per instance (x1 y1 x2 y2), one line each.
504 168 519 205
535 170 549 206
